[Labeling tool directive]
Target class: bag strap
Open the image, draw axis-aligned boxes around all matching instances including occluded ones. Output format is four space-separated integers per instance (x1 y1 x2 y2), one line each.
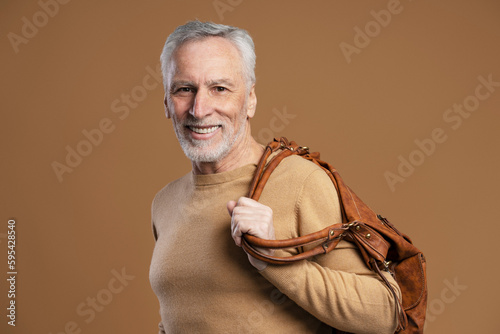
243 138 393 264
243 138 349 264
242 137 358 263
242 137 408 331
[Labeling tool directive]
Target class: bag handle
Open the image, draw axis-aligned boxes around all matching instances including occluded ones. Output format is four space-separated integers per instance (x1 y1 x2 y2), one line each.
242 138 390 265
242 137 407 330
242 138 354 264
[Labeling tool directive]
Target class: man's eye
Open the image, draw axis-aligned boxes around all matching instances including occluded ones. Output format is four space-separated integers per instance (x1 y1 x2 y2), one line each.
215 87 227 92
173 87 195 95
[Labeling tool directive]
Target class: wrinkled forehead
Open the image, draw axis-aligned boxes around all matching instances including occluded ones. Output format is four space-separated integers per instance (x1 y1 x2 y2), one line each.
167 37 245 85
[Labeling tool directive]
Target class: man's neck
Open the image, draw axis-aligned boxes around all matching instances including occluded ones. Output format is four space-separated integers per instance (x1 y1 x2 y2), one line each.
191 128 264 175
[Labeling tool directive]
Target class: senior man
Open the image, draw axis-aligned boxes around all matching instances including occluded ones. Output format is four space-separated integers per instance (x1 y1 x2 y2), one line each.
149 20 400 334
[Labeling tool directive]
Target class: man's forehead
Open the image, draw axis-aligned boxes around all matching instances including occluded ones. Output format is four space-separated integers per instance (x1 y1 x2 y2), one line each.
169 37 244 85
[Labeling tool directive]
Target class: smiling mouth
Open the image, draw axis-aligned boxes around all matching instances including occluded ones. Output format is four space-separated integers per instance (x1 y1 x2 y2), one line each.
187 125 221 134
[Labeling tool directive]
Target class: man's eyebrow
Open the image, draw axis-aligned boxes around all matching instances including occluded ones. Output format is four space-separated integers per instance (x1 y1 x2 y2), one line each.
170 79 236 92
206 79 235 87
170 80 195 90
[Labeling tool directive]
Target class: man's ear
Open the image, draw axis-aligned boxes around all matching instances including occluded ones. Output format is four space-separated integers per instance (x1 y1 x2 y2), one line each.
246 84 257 119
164 93 171 119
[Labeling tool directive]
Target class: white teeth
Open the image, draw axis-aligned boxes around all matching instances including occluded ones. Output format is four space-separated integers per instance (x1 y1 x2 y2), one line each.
189 126 219 134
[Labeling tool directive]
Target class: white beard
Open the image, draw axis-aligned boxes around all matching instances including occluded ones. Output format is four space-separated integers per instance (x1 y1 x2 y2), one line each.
171 109 248 163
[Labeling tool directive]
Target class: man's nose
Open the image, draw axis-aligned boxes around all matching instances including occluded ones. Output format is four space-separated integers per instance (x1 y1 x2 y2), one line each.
190 89 213 119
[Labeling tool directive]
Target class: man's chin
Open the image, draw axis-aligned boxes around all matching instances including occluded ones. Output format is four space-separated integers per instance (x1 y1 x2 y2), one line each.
175 123 244 163
180 141 230 163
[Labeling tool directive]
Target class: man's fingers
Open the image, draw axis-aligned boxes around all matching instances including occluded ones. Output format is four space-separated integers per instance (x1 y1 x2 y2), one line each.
236 196 262 208
229 197 275 249
227 200 237 216
229 200 242 246
233 198 273 219
232 218 272 240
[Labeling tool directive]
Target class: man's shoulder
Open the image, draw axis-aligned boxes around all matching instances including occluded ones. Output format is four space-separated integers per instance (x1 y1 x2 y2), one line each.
152 171 192 206
273 154 329 183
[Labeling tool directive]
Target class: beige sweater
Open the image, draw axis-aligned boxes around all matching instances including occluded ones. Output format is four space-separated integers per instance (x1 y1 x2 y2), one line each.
149 155 400 333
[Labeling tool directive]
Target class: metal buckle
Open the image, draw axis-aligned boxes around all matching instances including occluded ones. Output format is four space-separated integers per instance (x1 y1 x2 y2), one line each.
299 146 309 152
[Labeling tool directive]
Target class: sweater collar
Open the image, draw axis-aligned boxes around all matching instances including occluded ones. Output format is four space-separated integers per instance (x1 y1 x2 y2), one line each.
191 163 257 186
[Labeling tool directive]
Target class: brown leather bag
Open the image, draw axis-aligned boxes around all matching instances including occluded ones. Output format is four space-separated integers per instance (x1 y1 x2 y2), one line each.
242 137 427 333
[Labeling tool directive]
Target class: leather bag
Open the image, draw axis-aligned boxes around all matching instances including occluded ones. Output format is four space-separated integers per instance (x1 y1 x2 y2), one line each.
242 137 427 333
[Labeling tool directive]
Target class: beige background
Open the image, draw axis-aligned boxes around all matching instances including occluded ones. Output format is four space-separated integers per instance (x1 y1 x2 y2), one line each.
1 0 499 333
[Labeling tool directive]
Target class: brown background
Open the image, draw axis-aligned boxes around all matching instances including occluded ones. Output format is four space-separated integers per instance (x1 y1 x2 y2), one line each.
1 0 499 333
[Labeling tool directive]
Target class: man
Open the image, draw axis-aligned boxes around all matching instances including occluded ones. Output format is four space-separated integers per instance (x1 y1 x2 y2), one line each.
149 20 400 333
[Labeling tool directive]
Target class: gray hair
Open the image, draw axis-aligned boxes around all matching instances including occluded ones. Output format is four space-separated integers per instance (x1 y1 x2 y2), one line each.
160 20 256 91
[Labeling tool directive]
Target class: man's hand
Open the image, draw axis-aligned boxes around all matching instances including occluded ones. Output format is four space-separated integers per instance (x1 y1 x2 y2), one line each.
227 197 275 271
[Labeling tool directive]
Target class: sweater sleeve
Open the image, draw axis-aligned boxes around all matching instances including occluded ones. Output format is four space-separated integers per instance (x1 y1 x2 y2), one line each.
260 169 401 334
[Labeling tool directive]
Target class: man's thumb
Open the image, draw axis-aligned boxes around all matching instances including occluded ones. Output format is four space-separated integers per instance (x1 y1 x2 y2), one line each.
227 200 237 216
